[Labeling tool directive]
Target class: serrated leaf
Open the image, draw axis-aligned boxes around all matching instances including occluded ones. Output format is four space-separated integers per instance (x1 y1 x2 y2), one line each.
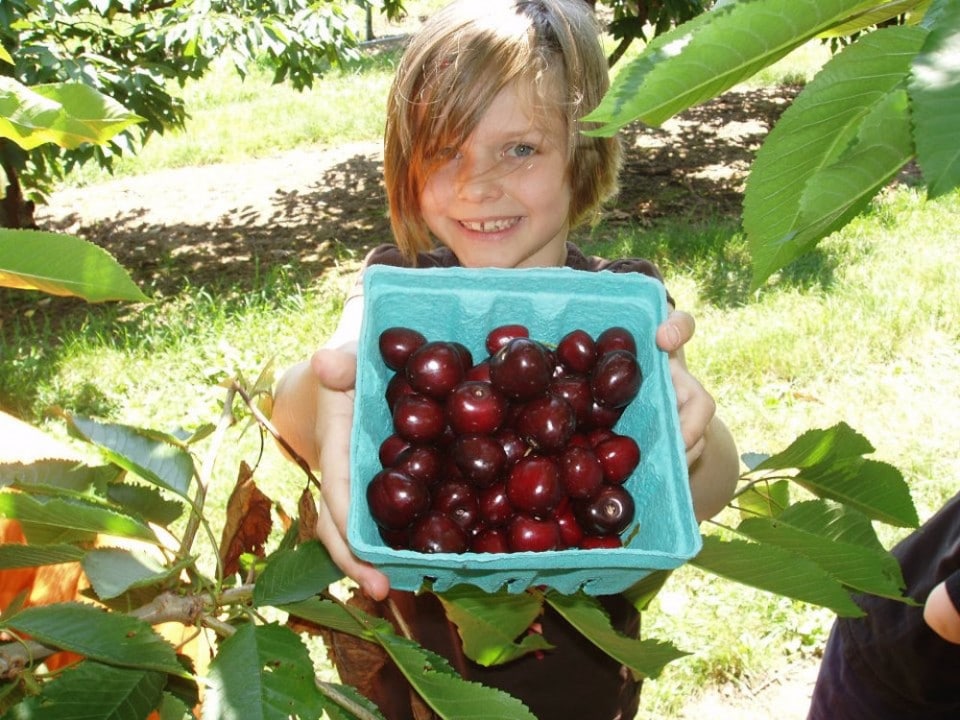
3 603 185 675
822 0 929 37
691 535 863 616
436 587 550 666
252 540 343 607
738 500 907 598
586 0 875 133
544 592 686 680
67 416 194 499
317 682 385 720
0 459 116 493
737 479 792 519
2 661 165 720
748 423 918 527
744 25 926 288
281 597 385 639
910 0 960 196
0 78 143 150
0 230 149 302
0 492 156 544
157 691 195 720
0 543 86 569
376 634 538 720
106 483 184 527
203 623 325 720
82 548 189 601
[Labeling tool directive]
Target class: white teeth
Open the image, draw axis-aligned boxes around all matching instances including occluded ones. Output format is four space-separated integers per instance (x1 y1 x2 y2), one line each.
461 218 516 232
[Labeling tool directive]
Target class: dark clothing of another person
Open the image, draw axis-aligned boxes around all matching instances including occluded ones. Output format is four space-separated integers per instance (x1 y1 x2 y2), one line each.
807 491 960 720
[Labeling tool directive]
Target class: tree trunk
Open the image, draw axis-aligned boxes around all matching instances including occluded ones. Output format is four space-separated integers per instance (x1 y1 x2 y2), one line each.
0 140 36 229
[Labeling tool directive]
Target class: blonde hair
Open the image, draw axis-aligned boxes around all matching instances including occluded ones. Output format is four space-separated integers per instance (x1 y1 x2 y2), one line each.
384 0 621 260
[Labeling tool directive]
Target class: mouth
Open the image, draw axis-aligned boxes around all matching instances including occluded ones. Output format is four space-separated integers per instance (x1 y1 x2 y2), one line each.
459 217 521 233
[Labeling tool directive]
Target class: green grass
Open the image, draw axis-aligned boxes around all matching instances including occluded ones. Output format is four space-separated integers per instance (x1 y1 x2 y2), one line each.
3 28 959 719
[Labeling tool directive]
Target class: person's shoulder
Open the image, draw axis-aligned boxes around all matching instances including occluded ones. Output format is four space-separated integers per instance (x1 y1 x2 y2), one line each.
565 242 664 282
362 244 459 269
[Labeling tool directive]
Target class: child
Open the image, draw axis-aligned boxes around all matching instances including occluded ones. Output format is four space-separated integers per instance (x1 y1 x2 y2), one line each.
273 0 740 717
807 492 960 720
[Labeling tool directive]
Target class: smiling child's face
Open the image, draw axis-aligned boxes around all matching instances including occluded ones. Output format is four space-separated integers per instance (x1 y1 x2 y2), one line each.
417 81 572 269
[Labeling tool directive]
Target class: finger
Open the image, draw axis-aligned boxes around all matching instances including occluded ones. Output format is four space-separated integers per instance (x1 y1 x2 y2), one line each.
656 310 696 353
310 347 358 392
314 502 391 601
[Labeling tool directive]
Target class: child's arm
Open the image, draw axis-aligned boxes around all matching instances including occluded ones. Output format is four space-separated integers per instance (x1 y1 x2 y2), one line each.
656 312 740 522
924 570 960 644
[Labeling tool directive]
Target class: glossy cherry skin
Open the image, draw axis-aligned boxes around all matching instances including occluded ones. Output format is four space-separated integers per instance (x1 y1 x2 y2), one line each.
451 434 507 488
506 454 563 518
478 482 514 527
379 326 427 371
485 323 530 356
472 526 511 553
594 434 641 484
391 393 447 443
595 326 637 356
507 515 561 552
556 328 597 374
431 480 479 531
405 340 466 398
558 445 604 499
575 485 635 536
366 468 430 531
409 512 469 553
446 380 508 435
392 444 445 487
515 395 576 454
591 349 642 409
488 337 552 401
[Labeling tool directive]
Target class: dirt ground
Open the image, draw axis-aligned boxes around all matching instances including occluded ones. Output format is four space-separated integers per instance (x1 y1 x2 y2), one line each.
30 85 826 717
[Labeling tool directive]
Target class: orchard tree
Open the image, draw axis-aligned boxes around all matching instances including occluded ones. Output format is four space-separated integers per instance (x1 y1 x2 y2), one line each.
0 0 405 229
584 0 960 287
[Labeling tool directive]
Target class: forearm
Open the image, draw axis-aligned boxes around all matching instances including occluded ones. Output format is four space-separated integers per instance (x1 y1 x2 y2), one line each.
688 415 739 522
924 571 960 644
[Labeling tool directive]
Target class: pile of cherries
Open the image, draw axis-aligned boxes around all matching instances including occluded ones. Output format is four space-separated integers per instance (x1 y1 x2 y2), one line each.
366 323 644 555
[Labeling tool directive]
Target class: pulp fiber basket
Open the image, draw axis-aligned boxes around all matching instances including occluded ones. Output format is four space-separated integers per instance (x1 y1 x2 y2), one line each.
347 264 701 595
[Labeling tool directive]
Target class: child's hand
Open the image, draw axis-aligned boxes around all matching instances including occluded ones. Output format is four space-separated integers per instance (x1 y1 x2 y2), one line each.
299 347 392 601
655 310 715 465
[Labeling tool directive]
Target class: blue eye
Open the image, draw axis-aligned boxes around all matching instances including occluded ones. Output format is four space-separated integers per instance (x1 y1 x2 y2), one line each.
509 144 535 158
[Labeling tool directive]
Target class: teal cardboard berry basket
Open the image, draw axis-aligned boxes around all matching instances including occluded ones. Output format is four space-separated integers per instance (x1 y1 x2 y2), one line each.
347 264 701 595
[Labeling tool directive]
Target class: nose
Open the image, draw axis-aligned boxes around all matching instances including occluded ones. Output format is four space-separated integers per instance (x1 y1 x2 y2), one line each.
455 153 504 202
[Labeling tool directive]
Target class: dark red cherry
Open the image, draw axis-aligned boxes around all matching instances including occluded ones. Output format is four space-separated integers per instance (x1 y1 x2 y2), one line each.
451 434 507 488
575 485 635 536
486 323 530 356
405 340 466 398
507 515 561 552
478 482 513 527
391 393 447 443
506 454 563 518
446 380 508 435
548 374 593 426
378 433 411 467
488 337 552 401
409 512 469 553
392 444 445 486
495 428 528 468
515 394 576 453
558 445 604 499
591 349 642 409
379 326 427 371
556 329 597 374
595 326 637 356
472 526 511 553
554 501 585 548
594 434 641 484
366 468 430 531
385 372 417 412
431 480 479 531
580 535 623 549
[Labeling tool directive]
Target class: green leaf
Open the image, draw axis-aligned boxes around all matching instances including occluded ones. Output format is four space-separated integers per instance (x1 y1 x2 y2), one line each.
203 623 325 720
737 479 792 519
585 0 876 133
156 692 195 720
0 492 157 544
2 661 165 720
910 0 960 197
0 543 86 569
544 592 687 680
82 548 189 601
377 634 538 720
0 459 117 494
743 25 926 288
621 569 672 611
0 230 150 303
252 540 344 607
436 587 551 666
106 483 185 527
737 500 907 598
692 535 864 616
3 603 185 675
281 597 384 639
750 423 918 527
67 416 195 499
317 682 385 720
0 78 143 151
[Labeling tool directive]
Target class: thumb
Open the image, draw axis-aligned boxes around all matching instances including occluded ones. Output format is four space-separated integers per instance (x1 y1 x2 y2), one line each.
310 346 358 392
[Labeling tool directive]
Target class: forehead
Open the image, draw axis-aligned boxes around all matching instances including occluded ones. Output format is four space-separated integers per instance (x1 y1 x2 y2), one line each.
470 79 568 142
